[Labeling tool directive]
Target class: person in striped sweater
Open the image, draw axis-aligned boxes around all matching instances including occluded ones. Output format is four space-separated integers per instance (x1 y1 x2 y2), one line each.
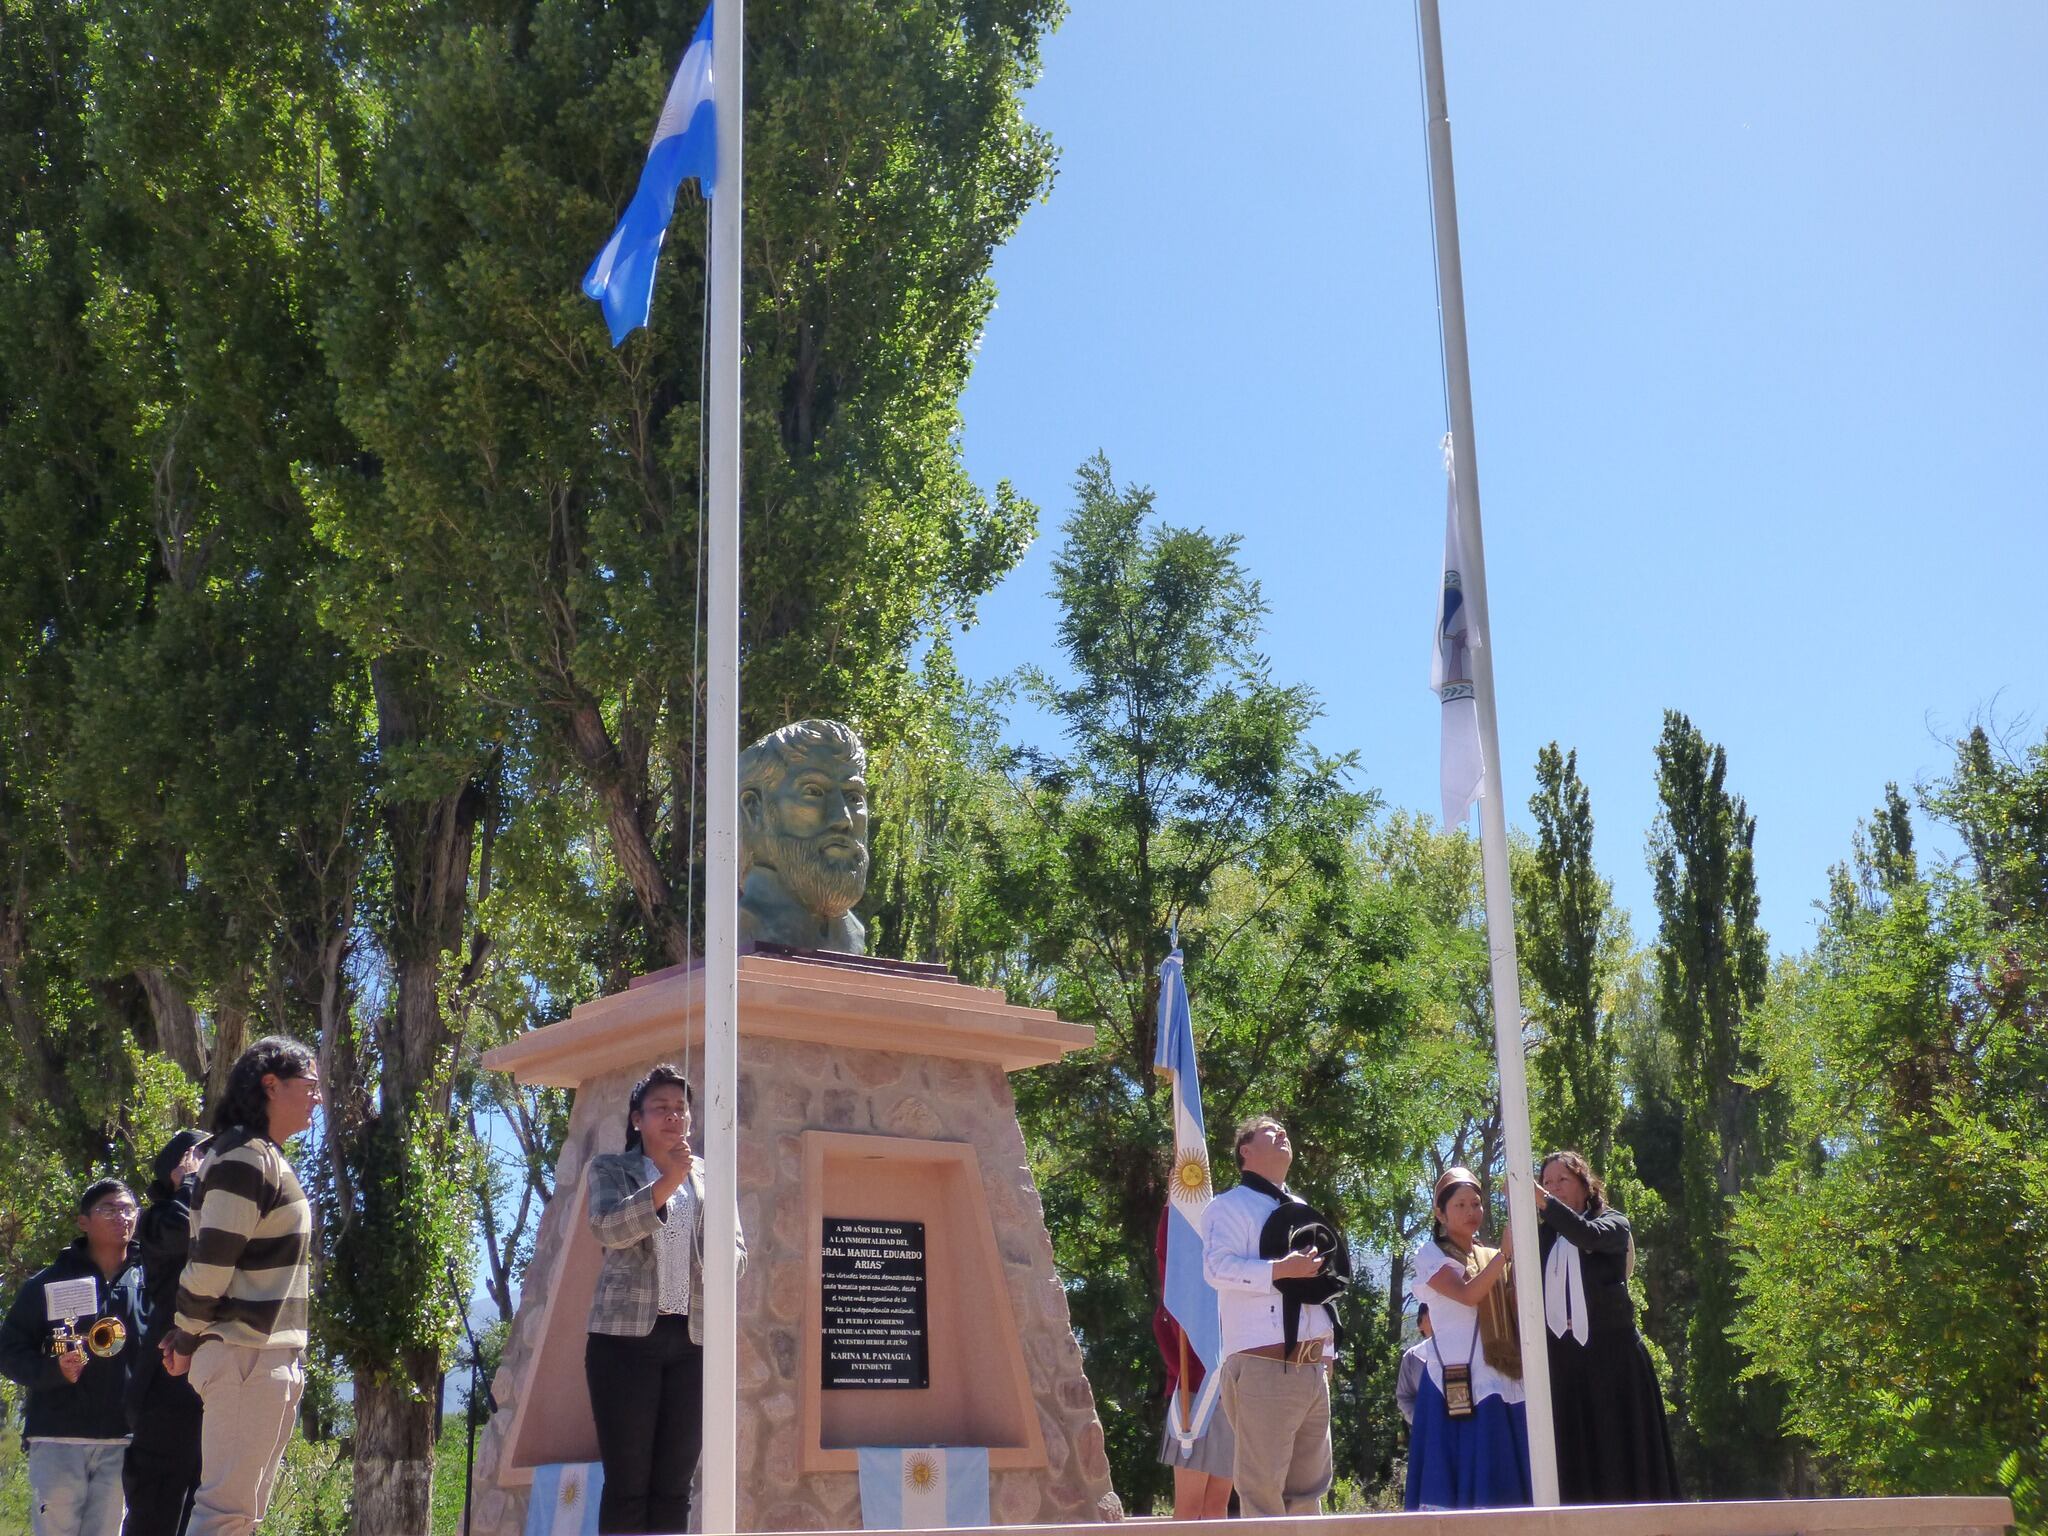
162 1038 320 1536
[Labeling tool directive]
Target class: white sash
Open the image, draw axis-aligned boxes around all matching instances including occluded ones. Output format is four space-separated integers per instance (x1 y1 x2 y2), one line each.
1543 1233 1589 1344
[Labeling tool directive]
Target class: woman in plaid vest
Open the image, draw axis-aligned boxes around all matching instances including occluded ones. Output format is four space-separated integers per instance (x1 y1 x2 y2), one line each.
584 1065 746 1535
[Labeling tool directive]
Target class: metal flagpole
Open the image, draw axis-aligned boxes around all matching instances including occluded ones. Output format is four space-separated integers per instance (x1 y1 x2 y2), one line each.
1416 0 1560 1506
701 0 744 1528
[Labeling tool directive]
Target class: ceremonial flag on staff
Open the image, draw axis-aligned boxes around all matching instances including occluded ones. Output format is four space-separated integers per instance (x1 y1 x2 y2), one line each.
582 0 718 345
856 1447 990 1529
1152 944 1222 1444
1432 435 1483 827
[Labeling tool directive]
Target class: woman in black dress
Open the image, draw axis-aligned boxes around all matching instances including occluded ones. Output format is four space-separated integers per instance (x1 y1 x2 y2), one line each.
1534 1150 1680 1504
123 1129 210 1536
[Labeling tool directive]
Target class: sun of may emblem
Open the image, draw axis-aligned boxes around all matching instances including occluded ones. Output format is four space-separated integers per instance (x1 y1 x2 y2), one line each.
559 1472 583 1510
1172 1146 1211 1200
903 1452 939 1493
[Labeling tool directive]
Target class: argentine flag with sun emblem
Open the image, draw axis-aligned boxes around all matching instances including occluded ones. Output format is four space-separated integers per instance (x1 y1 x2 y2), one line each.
857 1446 990 1528
1153 944 1222 1442
524 1461 603 1536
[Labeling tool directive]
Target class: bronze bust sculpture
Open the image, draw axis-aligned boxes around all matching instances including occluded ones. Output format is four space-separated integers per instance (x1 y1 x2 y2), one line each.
738 719 870 954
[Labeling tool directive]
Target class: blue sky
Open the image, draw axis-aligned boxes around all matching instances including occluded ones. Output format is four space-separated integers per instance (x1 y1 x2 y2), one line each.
949 1 2048 955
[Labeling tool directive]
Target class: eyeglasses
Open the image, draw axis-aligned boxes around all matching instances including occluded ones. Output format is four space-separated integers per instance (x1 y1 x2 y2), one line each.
639 1105 691 1122
89 1203 138 1219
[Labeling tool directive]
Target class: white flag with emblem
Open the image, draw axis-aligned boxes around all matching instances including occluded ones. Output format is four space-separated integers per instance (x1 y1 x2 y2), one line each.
1433 435 1483 827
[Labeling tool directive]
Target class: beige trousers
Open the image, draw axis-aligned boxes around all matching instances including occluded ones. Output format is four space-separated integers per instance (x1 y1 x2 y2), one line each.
187 1341 305 1536
1218 1351 1334 1518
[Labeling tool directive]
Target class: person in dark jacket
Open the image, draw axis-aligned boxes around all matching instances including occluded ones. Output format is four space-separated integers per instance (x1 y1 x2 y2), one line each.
122 1131 210 1536
0 1178 150 1536
1534 1150 1680 1504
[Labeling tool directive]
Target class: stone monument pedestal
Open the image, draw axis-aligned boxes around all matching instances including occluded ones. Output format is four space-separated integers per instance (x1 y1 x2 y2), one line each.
467 953 1123 1533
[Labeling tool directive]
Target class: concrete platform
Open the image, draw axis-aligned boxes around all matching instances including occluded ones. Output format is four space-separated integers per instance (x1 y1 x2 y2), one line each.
814 1498 2015 1536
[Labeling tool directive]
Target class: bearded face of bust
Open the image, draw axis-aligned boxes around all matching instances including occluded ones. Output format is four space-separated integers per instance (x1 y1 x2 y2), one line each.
738 721 870 949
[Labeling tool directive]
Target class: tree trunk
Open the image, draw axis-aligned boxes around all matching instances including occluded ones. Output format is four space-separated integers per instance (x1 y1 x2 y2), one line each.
0 903 73 1110
353 1359 440 1535
559 694 692 964
135 965 208 1082
202 995 249 1121
346 655 489 1536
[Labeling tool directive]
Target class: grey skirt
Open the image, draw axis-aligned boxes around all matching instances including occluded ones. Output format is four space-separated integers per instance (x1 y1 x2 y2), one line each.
1157 1397 1236 1477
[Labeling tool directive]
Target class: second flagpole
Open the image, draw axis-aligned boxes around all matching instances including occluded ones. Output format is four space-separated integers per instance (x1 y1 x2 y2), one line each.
701 0 745 1530
1416 0 1561 1506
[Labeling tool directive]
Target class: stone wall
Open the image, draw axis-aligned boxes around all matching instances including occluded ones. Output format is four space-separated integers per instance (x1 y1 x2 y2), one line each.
469 1036 1121 1533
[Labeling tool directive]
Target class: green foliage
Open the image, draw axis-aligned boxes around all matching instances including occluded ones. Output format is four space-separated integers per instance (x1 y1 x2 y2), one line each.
319 1075 478 1380
1648 710 1786 1494
1511 745 1669 1381
0 1038 199 1290
10 0 2045 1518
0 1386 25 1530
1516 742 1627 1172
948 457 1427 1501
862 645 1000 966
1735 734 2048 1530
253 1433 357 1536
432 1412 483 1535
315 0 1059 965
4 0 1063 1524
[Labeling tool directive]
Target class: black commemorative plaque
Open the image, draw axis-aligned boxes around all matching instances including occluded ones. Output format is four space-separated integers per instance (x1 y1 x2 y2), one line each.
820 1217 929 1389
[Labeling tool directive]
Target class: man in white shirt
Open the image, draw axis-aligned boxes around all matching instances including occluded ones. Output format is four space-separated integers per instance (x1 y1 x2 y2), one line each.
1201 1115 1336 1517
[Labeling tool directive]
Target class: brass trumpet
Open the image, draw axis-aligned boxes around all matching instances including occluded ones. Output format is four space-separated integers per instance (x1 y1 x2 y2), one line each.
86 1317 127 1358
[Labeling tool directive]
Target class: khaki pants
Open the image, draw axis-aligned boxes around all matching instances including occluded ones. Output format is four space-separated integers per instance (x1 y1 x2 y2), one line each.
187 1342 304 1536
1218 1351 1334 1518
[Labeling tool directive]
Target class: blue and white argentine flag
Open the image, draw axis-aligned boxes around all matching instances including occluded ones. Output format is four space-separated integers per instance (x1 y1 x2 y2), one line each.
524 1461 603 1536
1152 945 1223 1448
856 1447 990 1529
582 0 718 346
1433 434 1483 827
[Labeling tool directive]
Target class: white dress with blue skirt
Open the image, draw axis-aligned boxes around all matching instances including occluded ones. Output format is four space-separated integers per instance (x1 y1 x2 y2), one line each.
1405 1238 1532 1510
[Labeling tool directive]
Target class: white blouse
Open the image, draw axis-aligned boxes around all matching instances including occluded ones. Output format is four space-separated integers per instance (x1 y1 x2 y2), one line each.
642 1156 699 1316
1412 1238 1525 1406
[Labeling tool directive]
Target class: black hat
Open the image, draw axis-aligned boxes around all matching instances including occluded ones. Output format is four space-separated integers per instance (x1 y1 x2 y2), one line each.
151 1129 212 1198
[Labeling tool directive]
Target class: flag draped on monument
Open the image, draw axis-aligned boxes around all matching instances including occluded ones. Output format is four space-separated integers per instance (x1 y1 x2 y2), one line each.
857 1448 991 1529
582 0 717 345
1432 435 1483 828
523 1463 603 1536
1152 944 1222 1445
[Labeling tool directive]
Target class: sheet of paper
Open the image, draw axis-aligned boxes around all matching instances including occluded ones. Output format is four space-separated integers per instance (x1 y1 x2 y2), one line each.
43 1277 98 1323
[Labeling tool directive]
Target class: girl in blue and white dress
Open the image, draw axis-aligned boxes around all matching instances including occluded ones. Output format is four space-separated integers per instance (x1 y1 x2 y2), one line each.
1405 1166 1532 1511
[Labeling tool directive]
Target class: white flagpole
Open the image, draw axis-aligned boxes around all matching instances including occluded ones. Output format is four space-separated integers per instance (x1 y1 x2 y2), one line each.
1416 0 1560 1506
701 0 744 1529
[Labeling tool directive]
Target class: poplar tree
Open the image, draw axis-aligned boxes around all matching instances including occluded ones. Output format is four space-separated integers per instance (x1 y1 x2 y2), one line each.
1649 711 1784 1493
955 456 1413 1500
4 1 1067 1525
319 0 1057 969
1516 743 1625 1171
1735 741 2048 1526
